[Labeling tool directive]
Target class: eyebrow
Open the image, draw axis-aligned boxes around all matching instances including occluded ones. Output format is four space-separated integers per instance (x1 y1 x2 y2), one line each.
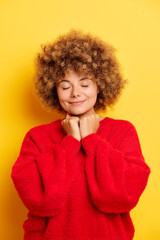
59 77 92 83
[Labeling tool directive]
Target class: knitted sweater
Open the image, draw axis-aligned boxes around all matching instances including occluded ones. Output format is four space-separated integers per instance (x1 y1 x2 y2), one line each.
11 117 151 240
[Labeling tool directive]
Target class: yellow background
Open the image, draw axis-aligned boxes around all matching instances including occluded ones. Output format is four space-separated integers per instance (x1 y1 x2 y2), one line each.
0 0 159 239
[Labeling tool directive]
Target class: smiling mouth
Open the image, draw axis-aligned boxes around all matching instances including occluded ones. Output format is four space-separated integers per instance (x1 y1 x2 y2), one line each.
69 100 86 105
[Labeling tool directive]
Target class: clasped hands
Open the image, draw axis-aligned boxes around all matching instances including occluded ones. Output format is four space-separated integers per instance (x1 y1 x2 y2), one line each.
61 113 100 141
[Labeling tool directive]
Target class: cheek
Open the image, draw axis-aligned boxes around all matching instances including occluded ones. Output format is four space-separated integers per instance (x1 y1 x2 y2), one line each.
57 89 67 102
86 87 98 98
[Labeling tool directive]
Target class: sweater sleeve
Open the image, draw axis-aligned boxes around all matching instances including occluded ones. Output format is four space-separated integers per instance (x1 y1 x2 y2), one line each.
81 122 151 214
11 131 81 217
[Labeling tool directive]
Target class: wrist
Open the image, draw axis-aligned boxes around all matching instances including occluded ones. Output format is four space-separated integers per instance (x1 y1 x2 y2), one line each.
74 135 81 142
81 131 94 139
67 134 81 142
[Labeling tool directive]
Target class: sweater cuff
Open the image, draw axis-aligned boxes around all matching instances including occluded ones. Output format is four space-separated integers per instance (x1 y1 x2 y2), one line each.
60 135 81 156
81 133 101 155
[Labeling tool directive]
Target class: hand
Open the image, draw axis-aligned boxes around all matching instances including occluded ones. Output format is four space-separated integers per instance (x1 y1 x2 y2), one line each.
61 113 81 141
79 113 100 139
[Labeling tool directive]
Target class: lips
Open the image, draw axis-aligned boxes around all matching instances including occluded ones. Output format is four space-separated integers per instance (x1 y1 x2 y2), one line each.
69 100 86 105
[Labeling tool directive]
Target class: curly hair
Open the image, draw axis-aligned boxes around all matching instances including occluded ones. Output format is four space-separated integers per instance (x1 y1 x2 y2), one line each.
33 28 127 113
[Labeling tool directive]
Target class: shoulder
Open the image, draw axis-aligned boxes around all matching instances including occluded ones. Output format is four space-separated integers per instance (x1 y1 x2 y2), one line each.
101 117 141 150
26 119 61 138
21 119 62 151
105 117 136 132
100 117 139 142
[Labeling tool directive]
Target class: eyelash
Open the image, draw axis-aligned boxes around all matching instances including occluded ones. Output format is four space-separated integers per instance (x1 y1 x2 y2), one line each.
62 85 88 90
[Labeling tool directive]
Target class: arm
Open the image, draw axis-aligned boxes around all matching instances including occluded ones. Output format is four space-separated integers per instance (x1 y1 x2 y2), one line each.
81 122 151 214
11 130 81 217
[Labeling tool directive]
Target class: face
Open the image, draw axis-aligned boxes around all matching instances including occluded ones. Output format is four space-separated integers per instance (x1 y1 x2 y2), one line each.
56 70 99 117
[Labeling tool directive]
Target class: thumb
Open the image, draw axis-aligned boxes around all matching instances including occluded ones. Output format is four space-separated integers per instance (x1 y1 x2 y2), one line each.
66 113 80 127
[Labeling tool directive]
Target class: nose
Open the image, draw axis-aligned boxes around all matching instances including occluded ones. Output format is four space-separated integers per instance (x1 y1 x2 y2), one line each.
70 86 81 97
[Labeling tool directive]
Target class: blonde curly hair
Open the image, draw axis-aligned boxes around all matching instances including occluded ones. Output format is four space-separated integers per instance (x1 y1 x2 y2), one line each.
33 28 127 113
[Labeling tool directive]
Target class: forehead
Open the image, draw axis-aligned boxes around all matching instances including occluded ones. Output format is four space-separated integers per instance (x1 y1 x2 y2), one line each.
58 71 94 83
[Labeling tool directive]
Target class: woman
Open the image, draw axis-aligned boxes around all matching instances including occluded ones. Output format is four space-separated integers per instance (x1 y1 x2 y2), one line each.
11 29 151 240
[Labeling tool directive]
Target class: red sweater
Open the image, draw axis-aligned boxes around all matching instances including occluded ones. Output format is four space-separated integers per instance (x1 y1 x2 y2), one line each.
11 117 151 240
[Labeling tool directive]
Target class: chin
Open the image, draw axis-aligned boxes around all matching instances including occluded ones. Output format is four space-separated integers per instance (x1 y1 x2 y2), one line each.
69 111 85 116
68 109 92 117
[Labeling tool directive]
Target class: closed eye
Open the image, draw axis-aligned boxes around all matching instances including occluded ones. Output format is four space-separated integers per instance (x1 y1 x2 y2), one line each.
62 85 88 90
62 87 70 90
